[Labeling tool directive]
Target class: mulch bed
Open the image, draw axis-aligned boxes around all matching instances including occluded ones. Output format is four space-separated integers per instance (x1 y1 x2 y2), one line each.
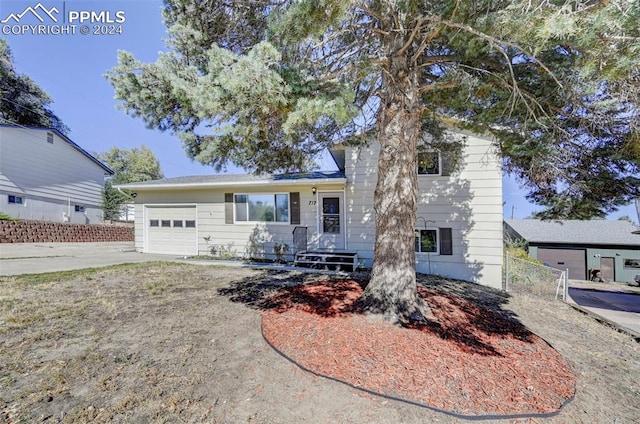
261 280 576 419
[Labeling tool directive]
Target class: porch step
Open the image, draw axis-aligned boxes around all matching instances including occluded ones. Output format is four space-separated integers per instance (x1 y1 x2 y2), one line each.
294 251 358 272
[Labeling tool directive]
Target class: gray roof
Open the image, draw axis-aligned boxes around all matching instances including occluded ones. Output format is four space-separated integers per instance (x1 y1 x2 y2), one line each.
505 219 640 246
117 171 346 190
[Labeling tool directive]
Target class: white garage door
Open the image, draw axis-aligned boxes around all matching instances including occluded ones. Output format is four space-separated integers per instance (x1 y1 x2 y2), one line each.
146 206 197 255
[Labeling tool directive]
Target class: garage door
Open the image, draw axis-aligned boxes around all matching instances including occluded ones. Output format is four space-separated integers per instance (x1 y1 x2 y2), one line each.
146 206 197 255
536 248 586 280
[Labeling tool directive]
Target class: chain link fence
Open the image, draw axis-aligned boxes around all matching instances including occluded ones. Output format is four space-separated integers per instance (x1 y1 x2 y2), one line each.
504 253 568 301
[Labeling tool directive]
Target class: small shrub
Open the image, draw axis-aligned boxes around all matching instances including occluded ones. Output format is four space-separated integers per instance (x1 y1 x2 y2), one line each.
210 243 236 260
273 242 290 264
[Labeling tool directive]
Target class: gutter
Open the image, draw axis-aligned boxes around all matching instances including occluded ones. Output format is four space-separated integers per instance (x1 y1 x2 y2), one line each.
115 177 348 191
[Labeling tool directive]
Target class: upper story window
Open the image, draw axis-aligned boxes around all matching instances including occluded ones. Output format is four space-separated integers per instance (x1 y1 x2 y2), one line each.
417 152 441 175
8 195 24 204
47 132 54 144
234 193 289 223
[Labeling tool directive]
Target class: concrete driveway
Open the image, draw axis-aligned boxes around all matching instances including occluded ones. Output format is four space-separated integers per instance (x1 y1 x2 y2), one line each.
568 287 640 338
0 242 178 276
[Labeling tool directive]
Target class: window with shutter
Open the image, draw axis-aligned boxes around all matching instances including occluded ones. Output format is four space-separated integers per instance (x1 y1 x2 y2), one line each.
224 193 234 224
290 192 300 225
439 228 453 255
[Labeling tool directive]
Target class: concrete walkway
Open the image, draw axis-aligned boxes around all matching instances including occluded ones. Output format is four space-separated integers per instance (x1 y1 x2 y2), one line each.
0 242 337 276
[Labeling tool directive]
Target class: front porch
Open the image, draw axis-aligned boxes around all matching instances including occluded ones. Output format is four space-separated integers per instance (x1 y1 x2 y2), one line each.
293 250 359 272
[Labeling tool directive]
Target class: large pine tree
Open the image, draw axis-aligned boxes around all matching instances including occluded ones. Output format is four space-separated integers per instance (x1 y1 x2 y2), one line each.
107 0 640 322
0 39 68 134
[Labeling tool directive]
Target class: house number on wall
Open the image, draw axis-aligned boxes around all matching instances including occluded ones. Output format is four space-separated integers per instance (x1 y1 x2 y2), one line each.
309 200 317 206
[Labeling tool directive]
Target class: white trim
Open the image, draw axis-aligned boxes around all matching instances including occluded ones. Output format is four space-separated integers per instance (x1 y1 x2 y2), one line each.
119 177 347 191
316 190 347 250
343 190 348 249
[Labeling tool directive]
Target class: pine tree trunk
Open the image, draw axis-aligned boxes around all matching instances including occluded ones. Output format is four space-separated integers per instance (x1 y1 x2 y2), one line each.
357 47 431 323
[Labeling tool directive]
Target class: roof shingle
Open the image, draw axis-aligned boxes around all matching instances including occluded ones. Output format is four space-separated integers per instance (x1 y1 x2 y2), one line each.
505 219 640 246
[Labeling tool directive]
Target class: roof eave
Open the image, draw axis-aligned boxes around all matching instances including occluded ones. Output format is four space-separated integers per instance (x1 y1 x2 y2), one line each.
115 177 347 191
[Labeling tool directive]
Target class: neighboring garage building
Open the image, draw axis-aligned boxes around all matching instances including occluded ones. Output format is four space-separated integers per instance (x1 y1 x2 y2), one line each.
504 219 640 284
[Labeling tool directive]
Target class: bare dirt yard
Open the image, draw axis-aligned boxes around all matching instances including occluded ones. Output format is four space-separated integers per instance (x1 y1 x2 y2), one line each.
1 263 638 423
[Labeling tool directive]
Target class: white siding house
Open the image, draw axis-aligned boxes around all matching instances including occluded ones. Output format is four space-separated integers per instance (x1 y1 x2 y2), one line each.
0 125 113 223
344 131 503 286
118 130 504 289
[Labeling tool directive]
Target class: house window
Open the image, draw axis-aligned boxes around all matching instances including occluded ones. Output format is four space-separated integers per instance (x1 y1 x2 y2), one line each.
150 219 159 227
414 227 453 255
415 229 438 253
624 259 640 269
185 220 196 228
47 132 54 144
74 205 85 212
234 193 289 223
173 220 183 228
417 152 441 175
161 220 171 227
8 195 23 204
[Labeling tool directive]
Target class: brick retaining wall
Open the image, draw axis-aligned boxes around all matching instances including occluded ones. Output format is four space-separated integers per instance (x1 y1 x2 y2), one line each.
0 220 134 243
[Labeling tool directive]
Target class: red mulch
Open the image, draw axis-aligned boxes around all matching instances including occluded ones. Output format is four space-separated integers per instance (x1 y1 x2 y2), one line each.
261 280 576 418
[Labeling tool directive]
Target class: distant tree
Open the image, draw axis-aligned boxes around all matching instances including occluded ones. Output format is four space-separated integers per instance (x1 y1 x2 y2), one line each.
0 39 68 134
617 215 634 223
97 146 164 220
107 1 640 322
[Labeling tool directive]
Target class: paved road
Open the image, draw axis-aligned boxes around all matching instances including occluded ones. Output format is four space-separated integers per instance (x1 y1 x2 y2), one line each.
0 242 177 276
568 287 640 337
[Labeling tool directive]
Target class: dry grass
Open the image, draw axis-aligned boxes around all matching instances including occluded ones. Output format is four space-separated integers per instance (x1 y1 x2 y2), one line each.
1 263 638 423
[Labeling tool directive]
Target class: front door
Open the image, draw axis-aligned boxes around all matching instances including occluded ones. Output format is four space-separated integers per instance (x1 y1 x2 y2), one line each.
600 257 615 282
318 192 345 250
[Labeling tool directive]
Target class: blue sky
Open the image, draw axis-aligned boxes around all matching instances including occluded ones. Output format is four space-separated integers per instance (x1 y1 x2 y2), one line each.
1 0 637 223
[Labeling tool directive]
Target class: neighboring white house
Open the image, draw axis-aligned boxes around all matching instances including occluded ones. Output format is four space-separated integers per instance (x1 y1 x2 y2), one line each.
0 124 113 224
118 130 504 289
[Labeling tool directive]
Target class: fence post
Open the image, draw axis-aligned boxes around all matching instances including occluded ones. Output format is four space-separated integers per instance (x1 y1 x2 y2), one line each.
564 268 569 302
505 252 510 292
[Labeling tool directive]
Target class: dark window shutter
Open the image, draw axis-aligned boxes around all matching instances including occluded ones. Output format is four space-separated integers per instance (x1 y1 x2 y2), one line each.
439 228 453 255
290 192 300 225
441 152 453 176
225 193 234 224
